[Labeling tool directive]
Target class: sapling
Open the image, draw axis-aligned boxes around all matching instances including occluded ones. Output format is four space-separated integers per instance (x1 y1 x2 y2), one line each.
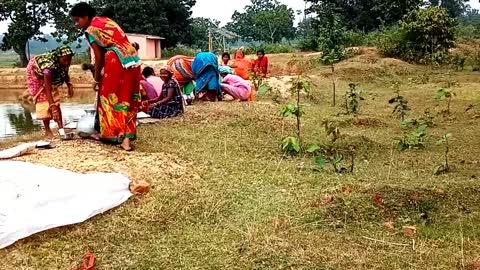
436 88 455 115
388 84 410 122
322 54 339 107
280 75 312 154
397 120 428 151
434 133 452 176
345 83 364 115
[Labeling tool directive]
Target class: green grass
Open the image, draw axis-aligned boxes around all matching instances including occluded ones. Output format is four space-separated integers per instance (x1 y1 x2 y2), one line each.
2 58 480 269
0 52 19 68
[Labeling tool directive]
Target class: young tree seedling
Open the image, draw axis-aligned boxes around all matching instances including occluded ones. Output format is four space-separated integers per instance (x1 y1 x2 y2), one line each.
436 88 455 115
280 76 312 154
345 83 364 115
388 83 410 122
434 133 452 175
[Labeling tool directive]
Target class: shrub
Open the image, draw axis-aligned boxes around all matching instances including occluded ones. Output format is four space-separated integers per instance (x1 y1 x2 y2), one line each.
244 43 297 55
344 31 367 47
299 36 319 52
162 45 199 58
376 7 457 63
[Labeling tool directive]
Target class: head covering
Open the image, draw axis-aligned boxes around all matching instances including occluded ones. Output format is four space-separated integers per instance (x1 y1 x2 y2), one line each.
218 66 233 75
54 45 75 57
160 65 173 74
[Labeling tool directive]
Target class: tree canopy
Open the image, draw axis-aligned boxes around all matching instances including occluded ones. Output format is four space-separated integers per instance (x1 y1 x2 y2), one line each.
91 0 196 48
226 0 295 43
0 0 75 67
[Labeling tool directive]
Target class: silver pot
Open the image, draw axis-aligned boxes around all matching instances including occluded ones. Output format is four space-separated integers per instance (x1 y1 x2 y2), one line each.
77 109 96 138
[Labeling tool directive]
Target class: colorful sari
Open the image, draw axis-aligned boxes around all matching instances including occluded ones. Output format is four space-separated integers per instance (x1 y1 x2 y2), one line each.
167 55 194 87
231 49 251 80
86 17 141 142
26 46 74 120
192 52 221 95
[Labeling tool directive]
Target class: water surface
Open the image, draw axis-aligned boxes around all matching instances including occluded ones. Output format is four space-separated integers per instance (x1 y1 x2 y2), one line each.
0 103 92 140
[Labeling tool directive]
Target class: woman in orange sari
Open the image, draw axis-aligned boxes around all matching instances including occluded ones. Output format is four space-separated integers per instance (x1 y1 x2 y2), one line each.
70 2 141 151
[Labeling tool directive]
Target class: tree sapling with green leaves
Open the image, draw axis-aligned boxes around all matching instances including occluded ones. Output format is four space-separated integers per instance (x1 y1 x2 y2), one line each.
436 88 455 115
280 76 312 154
434 133 452 175
345 83 364 115
397 120 428 151
388 83 410 122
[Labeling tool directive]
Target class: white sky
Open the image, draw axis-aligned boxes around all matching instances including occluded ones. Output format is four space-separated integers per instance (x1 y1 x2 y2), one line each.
0 0 479 33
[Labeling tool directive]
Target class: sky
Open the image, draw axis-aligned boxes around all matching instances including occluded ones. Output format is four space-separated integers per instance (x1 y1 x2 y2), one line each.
0 0 479 33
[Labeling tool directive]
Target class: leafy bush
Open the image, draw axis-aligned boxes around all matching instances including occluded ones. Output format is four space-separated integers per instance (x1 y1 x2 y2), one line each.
298 36 319 52
376 7 457 63
344 31 370 47
243 43 297 55
163 45 199 58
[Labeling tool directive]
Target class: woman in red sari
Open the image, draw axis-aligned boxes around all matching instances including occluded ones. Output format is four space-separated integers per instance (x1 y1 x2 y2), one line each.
70 2 141 151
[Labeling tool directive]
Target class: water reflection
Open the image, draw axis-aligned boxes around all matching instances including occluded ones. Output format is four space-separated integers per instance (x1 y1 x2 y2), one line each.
0 103 92 139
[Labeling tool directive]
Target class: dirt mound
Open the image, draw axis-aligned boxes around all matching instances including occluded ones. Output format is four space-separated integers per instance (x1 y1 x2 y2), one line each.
333 48 415 80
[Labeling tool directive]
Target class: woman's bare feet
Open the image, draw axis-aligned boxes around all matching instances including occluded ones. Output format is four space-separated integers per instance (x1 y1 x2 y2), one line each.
90 133 101 141
45 130 55 139
119 137 133 151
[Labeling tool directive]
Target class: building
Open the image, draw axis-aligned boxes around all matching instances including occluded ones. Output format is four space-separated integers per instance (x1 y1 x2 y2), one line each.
90 33 164 62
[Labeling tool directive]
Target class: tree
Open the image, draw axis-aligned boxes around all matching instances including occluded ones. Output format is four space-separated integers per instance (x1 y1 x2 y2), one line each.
91 0 196 48
185 17 220 50
305 0 422 32
226 0 295 43
0 0 76 67
377 7 457 62
427 0 469 18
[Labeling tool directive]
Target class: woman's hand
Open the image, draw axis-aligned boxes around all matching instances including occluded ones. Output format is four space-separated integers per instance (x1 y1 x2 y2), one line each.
67 83 74 97
49 104 62 123
148 103 157 110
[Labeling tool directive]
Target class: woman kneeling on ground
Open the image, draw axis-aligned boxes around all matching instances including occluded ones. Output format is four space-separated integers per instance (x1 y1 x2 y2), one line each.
219 66 251 101
26 45 75 139
143 66 184 119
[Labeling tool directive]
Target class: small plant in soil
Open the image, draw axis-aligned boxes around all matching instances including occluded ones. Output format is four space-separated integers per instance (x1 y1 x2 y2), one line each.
434 133 452 176
388 85 410 122
397 120 428 151
436 88 455 115
323 119 341 143
280 76 312 154
307 123 356 174
251 71 271 97
345 83 364 115
322 54 340 107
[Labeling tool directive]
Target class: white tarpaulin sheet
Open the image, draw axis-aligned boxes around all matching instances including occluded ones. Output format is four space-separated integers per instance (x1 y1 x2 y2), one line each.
0 161 133 249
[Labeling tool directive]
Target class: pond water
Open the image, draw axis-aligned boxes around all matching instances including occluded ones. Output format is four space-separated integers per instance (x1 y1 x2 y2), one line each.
0 103 93 140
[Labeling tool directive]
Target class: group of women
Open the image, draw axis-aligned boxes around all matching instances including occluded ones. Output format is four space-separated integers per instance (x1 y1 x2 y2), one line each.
26 2 269 151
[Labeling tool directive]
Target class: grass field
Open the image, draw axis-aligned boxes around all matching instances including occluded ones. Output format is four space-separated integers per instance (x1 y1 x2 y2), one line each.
1 49 480 269
0 52 18 68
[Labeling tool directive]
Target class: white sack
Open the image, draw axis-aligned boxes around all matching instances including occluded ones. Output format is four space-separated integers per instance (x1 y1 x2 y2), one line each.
0 161 133 249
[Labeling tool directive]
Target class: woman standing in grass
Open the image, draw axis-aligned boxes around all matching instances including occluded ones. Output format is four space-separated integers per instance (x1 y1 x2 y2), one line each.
70 2 141 151
26 45 75 139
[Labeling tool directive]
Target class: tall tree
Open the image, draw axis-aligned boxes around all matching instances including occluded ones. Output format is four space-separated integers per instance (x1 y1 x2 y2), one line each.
0 0 75 67
226 0 295 43
306 0 422 32
185 17 220 50
427 0 469 18
91 0 196 48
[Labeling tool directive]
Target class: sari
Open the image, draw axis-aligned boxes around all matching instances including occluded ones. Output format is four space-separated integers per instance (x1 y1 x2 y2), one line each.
86 17 141 142
167 55 194 87
231 49 251 80
26 46 74 120
192 52 221 95
253 56 269 77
